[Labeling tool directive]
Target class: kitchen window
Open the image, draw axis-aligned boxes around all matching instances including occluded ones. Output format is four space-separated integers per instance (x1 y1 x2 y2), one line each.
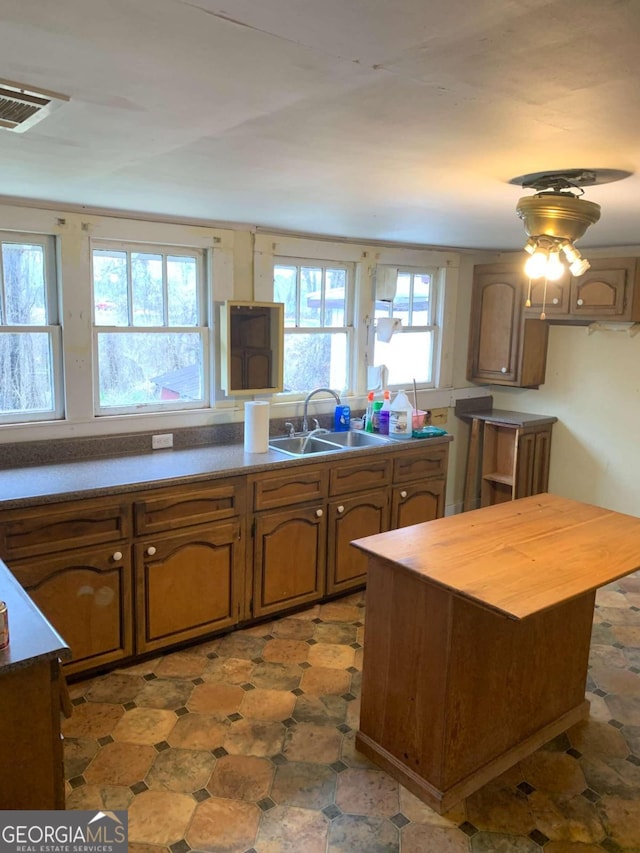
0 232 63 423
373 267 439 387
274 259 353 393
92 241 209 415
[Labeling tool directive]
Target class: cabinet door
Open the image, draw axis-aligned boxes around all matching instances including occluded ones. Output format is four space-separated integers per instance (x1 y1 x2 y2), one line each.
253 505 326 617
391 479 445 529
11 547 134 676
135 521 243 653
326 490 389 595
526 277 570 315
514 427 554 499
569 259 634 317
468 266 548 388
468 271 521 383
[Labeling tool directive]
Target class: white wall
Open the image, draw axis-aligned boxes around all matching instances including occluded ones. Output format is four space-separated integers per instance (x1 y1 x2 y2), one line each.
490 323 640 516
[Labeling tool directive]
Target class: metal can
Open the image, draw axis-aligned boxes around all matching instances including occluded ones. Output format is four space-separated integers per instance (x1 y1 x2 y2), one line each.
0 601 9 650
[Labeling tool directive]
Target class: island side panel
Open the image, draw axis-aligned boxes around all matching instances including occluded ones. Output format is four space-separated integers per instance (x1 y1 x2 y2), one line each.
441 589 596 790
356 555 452 790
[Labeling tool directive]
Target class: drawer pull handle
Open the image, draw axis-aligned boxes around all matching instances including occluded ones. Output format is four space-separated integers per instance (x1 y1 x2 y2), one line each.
112 551 123 562
400 490 408 499
337 505 344 514
146 545 157 556
315 509 323 518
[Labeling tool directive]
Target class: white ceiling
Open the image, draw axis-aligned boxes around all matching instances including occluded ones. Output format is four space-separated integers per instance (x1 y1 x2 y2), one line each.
1 0 640 251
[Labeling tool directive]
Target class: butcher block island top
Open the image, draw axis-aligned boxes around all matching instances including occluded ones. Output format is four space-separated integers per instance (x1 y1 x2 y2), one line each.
351 494 640 813
352 492 640 620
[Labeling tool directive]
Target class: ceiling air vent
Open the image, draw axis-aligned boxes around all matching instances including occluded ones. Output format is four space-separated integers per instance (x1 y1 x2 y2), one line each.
0 78 69 133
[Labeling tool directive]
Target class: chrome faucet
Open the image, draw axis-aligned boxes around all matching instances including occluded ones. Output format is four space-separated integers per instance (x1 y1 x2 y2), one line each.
302 387 341 433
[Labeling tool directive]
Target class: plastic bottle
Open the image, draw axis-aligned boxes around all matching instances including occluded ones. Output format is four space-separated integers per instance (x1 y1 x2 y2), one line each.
378 390 391 435
371 400 383 432
389 390 413 439
334 404 351 432
364 391 375 432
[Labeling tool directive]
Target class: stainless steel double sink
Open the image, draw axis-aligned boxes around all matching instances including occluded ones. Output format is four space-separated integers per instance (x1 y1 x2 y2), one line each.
268 430 394 457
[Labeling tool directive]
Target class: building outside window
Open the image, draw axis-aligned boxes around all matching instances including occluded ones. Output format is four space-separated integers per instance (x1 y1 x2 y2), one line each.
273 259 353 393
92 242 209 415
0 232 62 423
373 267 439 388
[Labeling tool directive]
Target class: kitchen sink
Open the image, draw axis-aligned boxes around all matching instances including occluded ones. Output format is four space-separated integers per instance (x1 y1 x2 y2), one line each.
269 429 393 457
321 430 393 447
268 435 344 457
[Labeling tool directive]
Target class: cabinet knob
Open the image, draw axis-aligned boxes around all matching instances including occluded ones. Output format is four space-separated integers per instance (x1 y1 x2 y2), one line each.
500 367 507 374
577 298 584 306
112 551 123 562
552 298 559 305
315 509 323 518
337 505 344 514
400 490 408 499
146 545 157 556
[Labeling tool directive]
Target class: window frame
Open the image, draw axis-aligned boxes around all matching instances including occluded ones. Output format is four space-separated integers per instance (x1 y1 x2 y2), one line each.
273 256 355 397
370 265 441 391
90 239 211 417
0 231 64 424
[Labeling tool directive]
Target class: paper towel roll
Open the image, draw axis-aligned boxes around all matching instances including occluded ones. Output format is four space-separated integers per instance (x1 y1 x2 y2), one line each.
244 401 270 453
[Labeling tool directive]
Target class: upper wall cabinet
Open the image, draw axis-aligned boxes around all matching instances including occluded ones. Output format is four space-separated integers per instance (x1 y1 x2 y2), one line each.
467 264 548 388
220 301 284 395
524 257 640 322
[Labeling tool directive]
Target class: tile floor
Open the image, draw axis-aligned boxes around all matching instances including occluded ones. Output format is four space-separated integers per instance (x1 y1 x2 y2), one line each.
63 574 640 852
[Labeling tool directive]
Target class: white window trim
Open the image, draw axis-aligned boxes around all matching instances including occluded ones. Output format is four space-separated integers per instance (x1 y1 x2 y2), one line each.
273 256 356 400
0 231 64 423
91 239 211 417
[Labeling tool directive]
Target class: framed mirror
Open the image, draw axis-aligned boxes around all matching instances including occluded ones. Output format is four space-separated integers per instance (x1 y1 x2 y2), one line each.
220 301 284 395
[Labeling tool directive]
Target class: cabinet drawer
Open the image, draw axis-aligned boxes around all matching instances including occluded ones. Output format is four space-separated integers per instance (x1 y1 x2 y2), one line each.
0 498 130 560
392 444 448 483
252 467 326 511
329 456 391 497
134 478 244 535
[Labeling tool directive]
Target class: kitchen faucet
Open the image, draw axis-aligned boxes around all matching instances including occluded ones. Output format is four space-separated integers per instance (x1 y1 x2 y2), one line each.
302 387 341 433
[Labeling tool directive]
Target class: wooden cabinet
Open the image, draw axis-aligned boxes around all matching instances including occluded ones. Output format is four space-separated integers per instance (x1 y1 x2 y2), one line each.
2 437 451 675
467 264 548 388
1 497 133 676
250 466 327 616
390 444 448 529
480 420 554 506
133 479 245 652
524 257 640 322
253 504 327 617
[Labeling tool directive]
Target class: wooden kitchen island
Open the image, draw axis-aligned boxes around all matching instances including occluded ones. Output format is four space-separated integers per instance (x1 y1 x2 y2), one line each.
352 494 640 814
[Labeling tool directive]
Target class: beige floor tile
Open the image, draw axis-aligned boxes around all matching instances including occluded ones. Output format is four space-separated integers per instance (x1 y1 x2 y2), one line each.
187 682 245 716
153 652 207 679
307 641 355 669
239 686 296 721
262 637 310 664
255 803 329 853
300 664 351 696
145 747 216 793
62 702 125 739
283 722 342 763
84 741 157 787
127 790 196 846
185 797 260 852
207 753 274 801
335 767 399 817
223 718 286 757
167 712 228 751
111 707 177 745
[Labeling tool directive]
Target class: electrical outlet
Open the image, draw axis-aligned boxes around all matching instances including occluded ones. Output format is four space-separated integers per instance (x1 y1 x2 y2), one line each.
430 408 448 426
152 433 173 450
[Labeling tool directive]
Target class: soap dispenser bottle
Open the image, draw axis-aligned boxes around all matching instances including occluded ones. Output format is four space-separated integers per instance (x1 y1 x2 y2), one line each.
378 390 391 435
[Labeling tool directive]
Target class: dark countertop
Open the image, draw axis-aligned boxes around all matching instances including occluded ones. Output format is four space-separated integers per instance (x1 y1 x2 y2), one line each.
0 434 453 510
459 409 557 428
0 558 70 674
